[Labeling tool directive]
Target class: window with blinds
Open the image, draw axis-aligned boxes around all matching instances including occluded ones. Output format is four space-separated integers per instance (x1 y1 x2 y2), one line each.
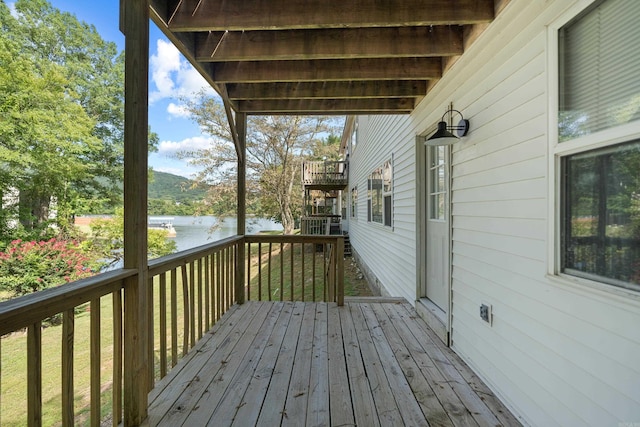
557 0 640 290
558 0 640 142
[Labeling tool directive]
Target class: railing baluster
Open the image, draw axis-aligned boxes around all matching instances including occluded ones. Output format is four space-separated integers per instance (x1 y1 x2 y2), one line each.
62 309 74 427
90 299 101 427
189 262 196 348
147 277 154 389
222 248 227 309
246 243 251 301
312 243 317 301
209 253 217 326
227 247 232 306
197 258 203 340
267 243 272 301
217 250 222 321
301 242 305 302
159 273 167 379
290 242 294 301
228 247 232 305
221 249 226 312
232 245 237 303
228 247 232 308
323 244 328 302
258 242 262 300
170 269 178 367
112 290 123 427
280 242 284 301
27 321 41 427
181 264 189 356
204 255 210 330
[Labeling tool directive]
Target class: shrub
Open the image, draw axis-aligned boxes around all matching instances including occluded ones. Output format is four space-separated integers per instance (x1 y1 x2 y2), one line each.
0 238 97 299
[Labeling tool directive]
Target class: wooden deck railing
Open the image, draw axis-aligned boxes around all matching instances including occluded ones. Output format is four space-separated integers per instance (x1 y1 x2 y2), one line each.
302 161 348 186
146 236 241 390
0 234 344 426
300 215 342 235
0 268 136 427
245 235 344 305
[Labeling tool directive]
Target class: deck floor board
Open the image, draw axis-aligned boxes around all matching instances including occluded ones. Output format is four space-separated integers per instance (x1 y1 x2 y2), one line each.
147 301 521 427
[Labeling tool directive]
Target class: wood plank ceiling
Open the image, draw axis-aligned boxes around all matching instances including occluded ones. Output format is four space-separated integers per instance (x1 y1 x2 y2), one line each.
149 0 500 115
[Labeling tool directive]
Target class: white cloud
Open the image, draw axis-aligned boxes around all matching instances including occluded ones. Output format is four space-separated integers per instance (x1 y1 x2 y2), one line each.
167 102 191 118
149 39 214 104
157 136 214 156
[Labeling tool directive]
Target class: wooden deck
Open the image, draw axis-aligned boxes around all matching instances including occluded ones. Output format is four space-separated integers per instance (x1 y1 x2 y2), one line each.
146 300 521 426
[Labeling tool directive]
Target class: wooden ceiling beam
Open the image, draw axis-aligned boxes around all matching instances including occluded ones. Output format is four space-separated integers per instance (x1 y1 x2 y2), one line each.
212 58 442 83
169 0 494 31
227 81 428 100
237 98 416 115
194 27 463 62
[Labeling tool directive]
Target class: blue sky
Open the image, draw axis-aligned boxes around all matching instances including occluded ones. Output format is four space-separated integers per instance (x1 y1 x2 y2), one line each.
43 0 216 178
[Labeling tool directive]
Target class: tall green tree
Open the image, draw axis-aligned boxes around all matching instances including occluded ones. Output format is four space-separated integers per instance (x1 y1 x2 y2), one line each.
0 0 126 236
178 91 341 234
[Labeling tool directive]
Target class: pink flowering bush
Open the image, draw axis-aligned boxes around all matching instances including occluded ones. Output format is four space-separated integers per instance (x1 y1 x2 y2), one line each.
0 238 97 298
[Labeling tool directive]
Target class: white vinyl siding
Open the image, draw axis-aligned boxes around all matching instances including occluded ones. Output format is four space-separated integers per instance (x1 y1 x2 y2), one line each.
348 114 415 302
348 0 640 425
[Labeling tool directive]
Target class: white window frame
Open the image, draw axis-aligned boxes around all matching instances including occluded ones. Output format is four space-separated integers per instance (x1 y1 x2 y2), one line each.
350 121 358 153
367 158 393 228
351 186 357 219
547 0 640 297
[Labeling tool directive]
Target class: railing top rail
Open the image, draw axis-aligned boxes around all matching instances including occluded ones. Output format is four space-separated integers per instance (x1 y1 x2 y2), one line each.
148 235 243 276
0 268 137 336
245 234 343 244
303 160 347 165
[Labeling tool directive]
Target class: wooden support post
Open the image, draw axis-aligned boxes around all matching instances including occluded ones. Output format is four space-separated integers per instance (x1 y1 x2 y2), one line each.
122 0 150 424
236 112 247 304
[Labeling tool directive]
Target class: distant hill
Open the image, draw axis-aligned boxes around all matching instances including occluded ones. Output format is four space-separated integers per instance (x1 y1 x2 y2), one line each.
149 171 208 203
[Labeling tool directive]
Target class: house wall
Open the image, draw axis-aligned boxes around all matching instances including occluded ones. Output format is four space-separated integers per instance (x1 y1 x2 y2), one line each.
346 0 640 425
347 114 417 302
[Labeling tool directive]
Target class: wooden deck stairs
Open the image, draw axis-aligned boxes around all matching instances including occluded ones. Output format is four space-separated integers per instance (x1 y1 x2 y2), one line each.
343 232 352 257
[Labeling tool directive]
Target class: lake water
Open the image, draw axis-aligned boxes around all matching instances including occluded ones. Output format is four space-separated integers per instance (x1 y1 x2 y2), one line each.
168 216 283 252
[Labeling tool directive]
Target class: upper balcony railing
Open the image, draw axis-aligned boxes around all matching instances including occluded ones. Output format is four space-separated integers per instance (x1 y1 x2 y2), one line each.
300 214 342 235
0 234 344 426
302 161 348 188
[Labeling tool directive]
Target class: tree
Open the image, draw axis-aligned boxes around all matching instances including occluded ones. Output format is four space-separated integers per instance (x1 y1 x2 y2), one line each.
178 91 341 234
0 0 127 238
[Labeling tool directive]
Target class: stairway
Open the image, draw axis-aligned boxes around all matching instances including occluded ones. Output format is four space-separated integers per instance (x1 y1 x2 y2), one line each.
343 232 352 257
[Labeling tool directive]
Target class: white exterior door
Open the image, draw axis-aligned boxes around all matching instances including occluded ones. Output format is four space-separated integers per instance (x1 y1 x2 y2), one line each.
425 145 450 312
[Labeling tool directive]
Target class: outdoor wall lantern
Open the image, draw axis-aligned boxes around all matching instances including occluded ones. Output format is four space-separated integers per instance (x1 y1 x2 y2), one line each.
425 107 470 146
